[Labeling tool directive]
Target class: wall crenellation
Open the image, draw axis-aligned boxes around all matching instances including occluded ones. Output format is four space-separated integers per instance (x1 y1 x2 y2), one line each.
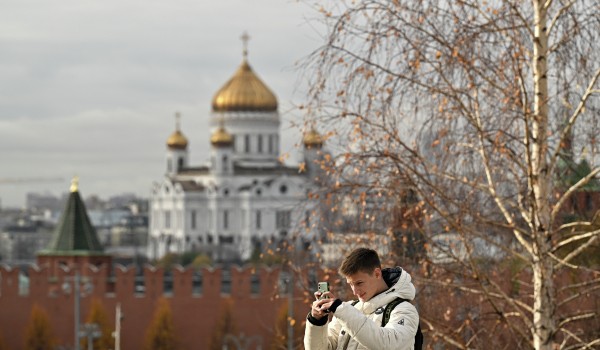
0 263 285 300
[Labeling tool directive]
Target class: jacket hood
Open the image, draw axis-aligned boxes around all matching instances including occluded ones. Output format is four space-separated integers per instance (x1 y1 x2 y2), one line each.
356 266 416 314
382 266 415 301
382 266 403 287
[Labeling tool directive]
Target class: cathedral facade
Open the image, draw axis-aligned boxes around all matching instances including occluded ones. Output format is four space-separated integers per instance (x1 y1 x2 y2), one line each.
148 49 326 262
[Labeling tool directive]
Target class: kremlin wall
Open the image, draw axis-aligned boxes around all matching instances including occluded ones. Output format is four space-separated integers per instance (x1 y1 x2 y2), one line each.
0 263 313 349
0 179 316 349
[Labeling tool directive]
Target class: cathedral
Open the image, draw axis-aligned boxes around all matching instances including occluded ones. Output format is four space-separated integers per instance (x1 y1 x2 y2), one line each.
147 40 327 262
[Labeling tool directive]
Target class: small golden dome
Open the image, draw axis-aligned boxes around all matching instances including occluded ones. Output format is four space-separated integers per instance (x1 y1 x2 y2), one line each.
167 112 188 150
211 126 234 147
167 130 188 150
212 60 278 112
304 128 324 149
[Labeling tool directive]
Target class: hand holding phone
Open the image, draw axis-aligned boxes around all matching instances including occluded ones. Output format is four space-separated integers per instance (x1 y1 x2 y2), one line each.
317 281 330 300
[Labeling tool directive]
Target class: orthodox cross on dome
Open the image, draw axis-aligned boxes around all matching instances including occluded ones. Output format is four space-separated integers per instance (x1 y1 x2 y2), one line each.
241 31 250 60
175 111 181 131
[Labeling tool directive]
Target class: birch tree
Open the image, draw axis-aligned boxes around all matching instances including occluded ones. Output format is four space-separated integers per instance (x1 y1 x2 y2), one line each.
301 0 600 349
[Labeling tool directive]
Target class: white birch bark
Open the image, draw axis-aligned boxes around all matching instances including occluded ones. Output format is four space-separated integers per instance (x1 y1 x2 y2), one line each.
532 2 556 349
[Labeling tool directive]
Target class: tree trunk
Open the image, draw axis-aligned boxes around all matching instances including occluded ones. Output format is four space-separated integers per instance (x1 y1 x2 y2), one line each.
532 1 555 349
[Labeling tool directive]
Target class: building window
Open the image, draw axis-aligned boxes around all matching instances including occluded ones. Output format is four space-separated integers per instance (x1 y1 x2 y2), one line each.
251 273 260 295
222 155 228 172
256 210 262 230
223 210 229 230
192 270 202 296
191 210 197 230
221 269 232 295
163 270 173 296
177 157 184 171
18 271 29 296
245 135 250 153
134 274 145 296
219 235 234 244
165 211 171 229
276 210 291 230
258 135 263 153
269 135 274 154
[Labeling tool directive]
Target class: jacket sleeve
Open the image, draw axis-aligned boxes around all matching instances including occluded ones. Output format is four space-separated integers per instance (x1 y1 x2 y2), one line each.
333 301 419 350
304 312 343 350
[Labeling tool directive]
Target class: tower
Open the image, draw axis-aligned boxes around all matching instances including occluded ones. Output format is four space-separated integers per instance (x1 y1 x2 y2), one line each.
166 112 189 176
37 177 111 275
210 122 234 176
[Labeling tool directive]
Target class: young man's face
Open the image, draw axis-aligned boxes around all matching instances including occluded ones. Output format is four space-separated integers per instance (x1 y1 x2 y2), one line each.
345 268 384 302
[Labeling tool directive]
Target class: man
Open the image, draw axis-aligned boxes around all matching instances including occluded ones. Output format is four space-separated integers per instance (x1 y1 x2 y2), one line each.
304 247 419 350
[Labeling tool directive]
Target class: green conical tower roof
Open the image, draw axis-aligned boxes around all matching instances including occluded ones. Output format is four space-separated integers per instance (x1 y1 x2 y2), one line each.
38 177 105 256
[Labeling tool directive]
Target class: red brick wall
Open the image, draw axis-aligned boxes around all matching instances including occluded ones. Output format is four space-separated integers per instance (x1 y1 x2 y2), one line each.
0 264 309 350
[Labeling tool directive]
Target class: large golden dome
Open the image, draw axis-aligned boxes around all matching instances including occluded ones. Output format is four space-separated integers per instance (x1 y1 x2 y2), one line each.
210 126 234 147
304 128 324 149
212 60 278 112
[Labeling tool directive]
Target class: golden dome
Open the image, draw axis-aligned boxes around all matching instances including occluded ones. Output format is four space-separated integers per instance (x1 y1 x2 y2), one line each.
210 126 234 147
167 130 188 150
212 60 278 112
304 128 324 148
167 112 188 150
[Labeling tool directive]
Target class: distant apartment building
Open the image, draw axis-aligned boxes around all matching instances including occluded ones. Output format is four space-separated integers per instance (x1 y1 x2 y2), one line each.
0 219 53 264
0 189 149 264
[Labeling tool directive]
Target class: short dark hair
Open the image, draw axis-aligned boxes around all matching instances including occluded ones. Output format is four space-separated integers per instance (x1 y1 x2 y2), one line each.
338 248 381 276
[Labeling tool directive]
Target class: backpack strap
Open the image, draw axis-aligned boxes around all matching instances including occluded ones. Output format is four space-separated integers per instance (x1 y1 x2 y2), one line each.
383 298 424 350
351 297 423 349
382 297 406 326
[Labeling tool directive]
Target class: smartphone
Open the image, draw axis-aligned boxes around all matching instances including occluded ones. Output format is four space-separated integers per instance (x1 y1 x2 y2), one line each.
317 281 330 300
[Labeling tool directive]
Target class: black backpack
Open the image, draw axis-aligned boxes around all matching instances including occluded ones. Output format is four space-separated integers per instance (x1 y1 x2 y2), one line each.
352 297 424 350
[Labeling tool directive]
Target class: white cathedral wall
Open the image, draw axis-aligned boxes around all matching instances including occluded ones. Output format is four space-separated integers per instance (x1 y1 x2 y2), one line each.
149 172 315 261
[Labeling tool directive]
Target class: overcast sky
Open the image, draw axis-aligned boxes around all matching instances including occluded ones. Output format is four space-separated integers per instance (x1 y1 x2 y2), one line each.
0 0 324 208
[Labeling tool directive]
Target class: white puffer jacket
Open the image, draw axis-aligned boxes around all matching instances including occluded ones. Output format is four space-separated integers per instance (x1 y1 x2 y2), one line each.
304 267 419 350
